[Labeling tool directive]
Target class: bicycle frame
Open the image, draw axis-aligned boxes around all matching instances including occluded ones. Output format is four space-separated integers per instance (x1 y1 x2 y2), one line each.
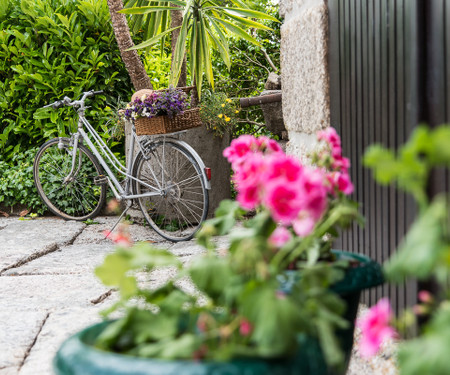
64 105 211 203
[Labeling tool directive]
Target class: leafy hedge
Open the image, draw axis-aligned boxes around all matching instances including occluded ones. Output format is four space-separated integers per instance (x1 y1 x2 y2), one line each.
0 147 46 213
0 0 132 161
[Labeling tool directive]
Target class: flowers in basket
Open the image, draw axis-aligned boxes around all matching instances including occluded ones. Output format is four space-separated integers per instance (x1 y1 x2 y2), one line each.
124 87 190 121
94 129 364 369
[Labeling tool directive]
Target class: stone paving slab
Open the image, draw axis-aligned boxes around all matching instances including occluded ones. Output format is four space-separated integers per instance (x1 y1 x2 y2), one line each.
0 219 85 272
19 307 106 375
0 310 49 370
0 274 109 311
0 367 19 375
73 216 168 245
3 244 113 276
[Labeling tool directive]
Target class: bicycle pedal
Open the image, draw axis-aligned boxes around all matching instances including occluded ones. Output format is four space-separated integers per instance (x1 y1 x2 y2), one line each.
94 175 108 185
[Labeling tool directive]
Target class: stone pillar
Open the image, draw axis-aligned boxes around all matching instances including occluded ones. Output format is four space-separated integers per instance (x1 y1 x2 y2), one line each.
280 0 330 160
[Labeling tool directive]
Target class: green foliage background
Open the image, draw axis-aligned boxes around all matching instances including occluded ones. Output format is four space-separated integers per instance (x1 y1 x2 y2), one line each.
0 0 134 212
0 0 281 212
211 3 281 137
0 0 132 161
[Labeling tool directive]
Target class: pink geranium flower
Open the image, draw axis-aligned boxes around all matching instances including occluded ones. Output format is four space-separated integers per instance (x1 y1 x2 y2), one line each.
233 153 266 187
292 214 316 237
256 136 283 154
265 154 303 183
332 155 350 172
103 230 133 247
269 226 292 247
331 171 354 195
418 290 433 304
264 181 302 224
237 183 261 210
299 168 328 220
223 135 256 165
357 298 397 358
239 319 253 336
318 127 341 151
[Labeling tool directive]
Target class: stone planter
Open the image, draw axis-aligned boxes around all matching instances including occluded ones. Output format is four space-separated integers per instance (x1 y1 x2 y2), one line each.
54 251 383 375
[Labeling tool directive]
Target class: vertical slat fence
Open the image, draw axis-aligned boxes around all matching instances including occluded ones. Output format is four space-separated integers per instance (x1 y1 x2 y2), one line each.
328 0 425 313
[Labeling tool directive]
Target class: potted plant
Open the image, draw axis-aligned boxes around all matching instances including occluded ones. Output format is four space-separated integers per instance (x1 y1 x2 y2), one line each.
54 128 383 375
198 91 240 137
357 125 450 375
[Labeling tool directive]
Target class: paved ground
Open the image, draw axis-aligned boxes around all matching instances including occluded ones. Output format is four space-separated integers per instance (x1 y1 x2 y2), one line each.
0 215 397 375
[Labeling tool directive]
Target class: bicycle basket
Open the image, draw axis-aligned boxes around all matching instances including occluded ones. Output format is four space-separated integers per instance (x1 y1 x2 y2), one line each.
134 108 202 135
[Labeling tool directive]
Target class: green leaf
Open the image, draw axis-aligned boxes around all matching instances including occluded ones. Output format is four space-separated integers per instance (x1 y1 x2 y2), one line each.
384 195 448 282
33 108 51 120
55 13 70 29
199 13 214 88
127 26 180 50
119 6 180 14
316 319 344 367
169 12 190 85
398 304 450 375
429 126 450 165
94 250 138 298
224 12 274 31
222 7 280 22
134 333 200 359
127 242 181 269
189 254 231 300
213 17 261 46
240 284 304 357
157 333 200 359
363 145 398 184
0 0 9 19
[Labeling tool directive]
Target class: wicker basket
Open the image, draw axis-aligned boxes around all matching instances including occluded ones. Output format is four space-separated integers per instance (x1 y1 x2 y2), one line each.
134 108 202 135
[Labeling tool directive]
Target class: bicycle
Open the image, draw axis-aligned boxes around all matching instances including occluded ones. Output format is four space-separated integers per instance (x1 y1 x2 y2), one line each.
33 90 211 242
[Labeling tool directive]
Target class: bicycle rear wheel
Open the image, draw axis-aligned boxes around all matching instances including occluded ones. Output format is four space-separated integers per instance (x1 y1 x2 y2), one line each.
33 137 107 220
132 141 209 242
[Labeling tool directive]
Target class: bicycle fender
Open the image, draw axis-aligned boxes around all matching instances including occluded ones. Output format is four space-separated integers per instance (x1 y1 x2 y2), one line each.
164 138 212 190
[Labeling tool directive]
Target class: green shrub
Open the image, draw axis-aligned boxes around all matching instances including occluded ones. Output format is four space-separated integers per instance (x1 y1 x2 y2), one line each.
0 147 46 214
199 91 240 137
0 0 132 161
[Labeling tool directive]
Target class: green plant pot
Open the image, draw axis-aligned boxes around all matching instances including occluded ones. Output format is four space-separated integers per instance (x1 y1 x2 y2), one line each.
54 251 383 375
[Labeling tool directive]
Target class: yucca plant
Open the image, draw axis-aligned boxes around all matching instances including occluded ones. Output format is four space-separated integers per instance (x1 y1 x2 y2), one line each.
120 0 279 97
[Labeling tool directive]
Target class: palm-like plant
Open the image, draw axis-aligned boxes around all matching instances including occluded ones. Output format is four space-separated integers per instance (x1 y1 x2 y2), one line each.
120 0 278 96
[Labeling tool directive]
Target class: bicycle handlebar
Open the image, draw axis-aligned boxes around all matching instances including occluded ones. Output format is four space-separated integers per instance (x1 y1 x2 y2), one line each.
40 90 104 110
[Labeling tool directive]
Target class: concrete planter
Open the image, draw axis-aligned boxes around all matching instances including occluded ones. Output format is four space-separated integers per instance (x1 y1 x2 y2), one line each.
54 251 383 375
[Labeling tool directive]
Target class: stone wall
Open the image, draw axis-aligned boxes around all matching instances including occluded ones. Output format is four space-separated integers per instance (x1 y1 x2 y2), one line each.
280 0 330 160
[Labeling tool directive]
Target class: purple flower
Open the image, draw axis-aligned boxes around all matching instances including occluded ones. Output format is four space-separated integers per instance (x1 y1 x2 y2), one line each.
124 88 189 120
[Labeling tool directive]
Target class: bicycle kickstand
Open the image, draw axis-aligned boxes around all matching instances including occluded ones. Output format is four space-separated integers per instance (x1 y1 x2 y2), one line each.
106 200 133 237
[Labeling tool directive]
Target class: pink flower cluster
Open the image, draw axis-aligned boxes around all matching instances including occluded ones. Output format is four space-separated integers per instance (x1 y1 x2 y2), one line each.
223 130 353 239
317 128 354 195
357 298 397 358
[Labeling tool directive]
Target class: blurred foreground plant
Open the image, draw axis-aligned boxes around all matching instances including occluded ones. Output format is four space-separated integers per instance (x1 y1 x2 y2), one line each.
94 129 363 368
359 125 450 375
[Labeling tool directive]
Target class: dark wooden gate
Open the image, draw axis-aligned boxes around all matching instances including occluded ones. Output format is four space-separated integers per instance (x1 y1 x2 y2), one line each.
328 0 450 312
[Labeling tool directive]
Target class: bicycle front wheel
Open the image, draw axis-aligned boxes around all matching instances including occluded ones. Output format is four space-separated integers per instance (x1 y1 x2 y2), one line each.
132 141 209 242
33 137 107 220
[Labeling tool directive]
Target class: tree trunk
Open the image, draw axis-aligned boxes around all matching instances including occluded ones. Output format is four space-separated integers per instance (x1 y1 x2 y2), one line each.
170 6 187 87
107 0 152 91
